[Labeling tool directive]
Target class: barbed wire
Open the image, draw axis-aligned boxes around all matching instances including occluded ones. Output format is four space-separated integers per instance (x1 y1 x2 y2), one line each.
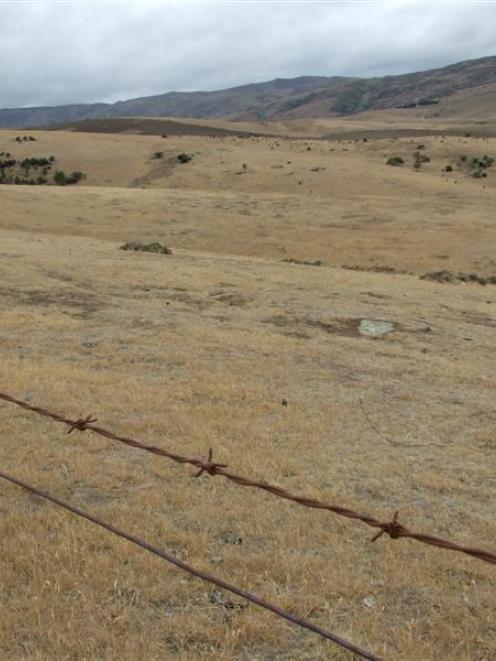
1 390 495 566
0 468 381 661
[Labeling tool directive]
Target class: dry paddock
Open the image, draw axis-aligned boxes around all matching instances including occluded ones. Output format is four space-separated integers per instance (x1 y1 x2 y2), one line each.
0 228 495 659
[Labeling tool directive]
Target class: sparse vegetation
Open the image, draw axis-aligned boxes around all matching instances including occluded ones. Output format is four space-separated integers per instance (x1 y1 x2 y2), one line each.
119 241 172 254
386 156 404 166
53 170 85 185
456 153 493 179
282 258 323 266
0 153 58 185
421 270 496 285
177 152 193 163
413 151 431 169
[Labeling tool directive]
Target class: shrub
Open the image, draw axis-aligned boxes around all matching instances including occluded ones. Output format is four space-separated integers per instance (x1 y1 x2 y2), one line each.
67 171 85 184
152 151 163 159
177 152 193 163
445 165 453 172
21 157 52 168
54 170 67 185
54 170 85 185
387 156 404 166
120 242 172 255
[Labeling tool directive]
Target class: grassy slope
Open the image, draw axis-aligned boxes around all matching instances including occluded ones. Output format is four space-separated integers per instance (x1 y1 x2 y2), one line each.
0 119 495 659
1 126 495 276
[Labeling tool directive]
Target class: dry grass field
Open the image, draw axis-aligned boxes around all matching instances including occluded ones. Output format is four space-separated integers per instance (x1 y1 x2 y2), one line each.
0 116 495 660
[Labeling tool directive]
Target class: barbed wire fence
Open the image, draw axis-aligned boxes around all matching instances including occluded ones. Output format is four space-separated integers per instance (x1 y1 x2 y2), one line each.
0 468 380 660
1 388 496 659
1 390 495 566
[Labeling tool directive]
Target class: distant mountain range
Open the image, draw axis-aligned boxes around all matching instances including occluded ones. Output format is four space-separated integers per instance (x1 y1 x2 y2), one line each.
1 56 495 128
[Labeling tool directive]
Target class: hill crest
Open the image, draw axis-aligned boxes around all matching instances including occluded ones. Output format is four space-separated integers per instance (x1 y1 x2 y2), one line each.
0 55 495 128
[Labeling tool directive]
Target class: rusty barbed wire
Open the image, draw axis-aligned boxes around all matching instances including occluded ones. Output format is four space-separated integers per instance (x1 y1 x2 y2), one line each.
1 390 495 566
0 468 381 661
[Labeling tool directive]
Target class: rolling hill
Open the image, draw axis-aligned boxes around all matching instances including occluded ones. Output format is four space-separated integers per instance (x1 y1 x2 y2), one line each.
1 55 495 128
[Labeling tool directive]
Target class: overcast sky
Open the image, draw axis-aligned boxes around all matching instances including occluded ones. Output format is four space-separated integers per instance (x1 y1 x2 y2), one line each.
0 1 495 109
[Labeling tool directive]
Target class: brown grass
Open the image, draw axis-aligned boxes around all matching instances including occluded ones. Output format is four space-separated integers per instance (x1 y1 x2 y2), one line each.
0 117 495 659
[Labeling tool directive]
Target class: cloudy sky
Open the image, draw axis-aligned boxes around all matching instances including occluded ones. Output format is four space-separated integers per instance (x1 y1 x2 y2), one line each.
0 1 495 109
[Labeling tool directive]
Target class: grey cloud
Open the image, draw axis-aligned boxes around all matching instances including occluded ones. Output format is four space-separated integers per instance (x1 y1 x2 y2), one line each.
0 1 494 109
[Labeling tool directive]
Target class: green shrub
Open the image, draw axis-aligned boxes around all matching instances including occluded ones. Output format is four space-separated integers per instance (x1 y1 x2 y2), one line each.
177 152 193 164
387 156 404 166
54 170 85 186
54 170 67 185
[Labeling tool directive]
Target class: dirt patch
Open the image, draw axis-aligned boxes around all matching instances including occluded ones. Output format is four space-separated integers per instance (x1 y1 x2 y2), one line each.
0 287 102 317
265 314 398 339
131 154 179 187
210 291 252 307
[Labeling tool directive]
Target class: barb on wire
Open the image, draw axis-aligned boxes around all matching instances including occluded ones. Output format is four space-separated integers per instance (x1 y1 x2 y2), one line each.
194 448 227 477
1 390 495 567
0 469 381 661
67 415 98 434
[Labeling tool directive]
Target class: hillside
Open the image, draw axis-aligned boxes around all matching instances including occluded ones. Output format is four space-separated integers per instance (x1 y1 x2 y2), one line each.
0 117 495 658
1 56 495 128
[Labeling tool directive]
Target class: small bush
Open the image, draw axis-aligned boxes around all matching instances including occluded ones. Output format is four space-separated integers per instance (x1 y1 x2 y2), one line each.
445 165 453 172
387 156 404 166
177 152 193 164
120 242 172 255
152 151 163 159
54 170 67 185
54 170 85 185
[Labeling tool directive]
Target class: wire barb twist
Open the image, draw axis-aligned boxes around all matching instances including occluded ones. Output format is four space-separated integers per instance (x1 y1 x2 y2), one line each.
372 511 405 542
1 390 495 567
67 415 98 434
194 448 228 477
